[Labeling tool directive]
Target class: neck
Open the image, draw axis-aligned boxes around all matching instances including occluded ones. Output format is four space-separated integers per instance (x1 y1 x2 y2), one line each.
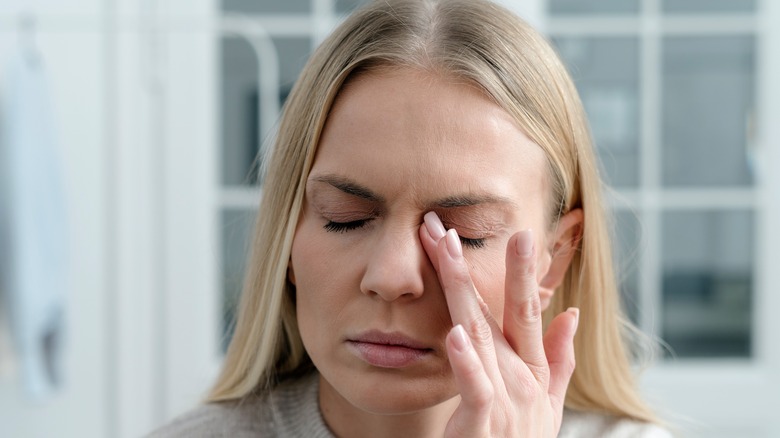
318 375 459 438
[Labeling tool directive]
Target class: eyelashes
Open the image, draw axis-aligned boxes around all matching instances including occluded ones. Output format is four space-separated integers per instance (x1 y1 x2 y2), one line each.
322 218 487 249
459 236 487 249
323 219 373 233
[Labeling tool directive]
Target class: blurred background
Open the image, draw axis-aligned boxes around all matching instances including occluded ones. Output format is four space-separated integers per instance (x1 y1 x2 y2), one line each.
0 0 778 436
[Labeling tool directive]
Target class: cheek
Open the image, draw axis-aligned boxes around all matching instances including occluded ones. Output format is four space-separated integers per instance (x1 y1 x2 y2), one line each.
291 215 341 284
290 219 362 326
290 224 336 323
291 229 349 366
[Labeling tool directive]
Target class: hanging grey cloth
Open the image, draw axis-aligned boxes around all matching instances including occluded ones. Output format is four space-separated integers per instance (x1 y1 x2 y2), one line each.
0 33 68 401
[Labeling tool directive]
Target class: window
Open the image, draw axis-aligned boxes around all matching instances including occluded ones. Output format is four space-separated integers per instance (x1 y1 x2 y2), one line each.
549 0 757 361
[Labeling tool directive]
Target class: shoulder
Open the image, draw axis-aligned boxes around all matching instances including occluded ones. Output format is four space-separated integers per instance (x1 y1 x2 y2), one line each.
145 373 331 438
559 409 673 438
145 400 260 438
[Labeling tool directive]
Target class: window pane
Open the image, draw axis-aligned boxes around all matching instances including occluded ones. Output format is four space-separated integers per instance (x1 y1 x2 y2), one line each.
613 211 642 324
614 210 642 325
662 0 756 13
221 37 257 186
661 210 753 358
221 36 311 186
220 209 257 352
222 0 310 14
662 36 756 187
554 37 640 187
276 37 312 105
336 0 371 14
549 0 639 15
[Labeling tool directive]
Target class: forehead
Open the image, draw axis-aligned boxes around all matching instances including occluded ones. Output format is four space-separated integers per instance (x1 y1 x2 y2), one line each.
310 68 549 211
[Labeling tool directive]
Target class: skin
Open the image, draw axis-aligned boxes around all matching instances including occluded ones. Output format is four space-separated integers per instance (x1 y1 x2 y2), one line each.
289 68 583 437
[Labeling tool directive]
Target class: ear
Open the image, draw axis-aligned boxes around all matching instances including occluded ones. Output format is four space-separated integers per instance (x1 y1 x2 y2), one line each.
539 208 583 309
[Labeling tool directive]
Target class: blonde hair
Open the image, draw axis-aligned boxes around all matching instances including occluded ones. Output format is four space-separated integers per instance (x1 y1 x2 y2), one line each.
208 0 657 424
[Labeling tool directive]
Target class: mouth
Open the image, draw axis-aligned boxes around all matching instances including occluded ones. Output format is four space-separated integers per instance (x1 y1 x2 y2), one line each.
346 330 434 368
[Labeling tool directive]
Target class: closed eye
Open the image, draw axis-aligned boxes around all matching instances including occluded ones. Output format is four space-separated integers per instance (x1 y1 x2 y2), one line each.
323 219 373 233
460 236 487 249
441 222 489 249
323 217 486 248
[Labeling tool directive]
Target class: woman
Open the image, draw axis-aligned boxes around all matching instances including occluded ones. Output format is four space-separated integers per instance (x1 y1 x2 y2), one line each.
151 0 670 436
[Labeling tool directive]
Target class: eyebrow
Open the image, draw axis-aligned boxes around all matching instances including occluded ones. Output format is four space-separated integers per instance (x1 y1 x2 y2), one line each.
311 175 384 202
430 195 516 210
310 174 517 210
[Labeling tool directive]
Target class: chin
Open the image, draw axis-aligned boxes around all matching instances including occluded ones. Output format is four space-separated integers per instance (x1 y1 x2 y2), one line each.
329 369 459 415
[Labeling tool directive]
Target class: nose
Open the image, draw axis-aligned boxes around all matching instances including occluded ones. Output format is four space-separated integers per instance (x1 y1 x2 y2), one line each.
360 223 428 301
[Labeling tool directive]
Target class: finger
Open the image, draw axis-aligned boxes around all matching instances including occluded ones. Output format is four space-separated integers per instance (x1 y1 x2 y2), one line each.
544 307 579 416
425 213 508 379
445 324 493 438
437 227 502 377
419 211 446 271
502 229 548 381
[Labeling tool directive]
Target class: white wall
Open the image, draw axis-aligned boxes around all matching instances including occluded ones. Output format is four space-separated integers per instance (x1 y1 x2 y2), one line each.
0 1 219 436
494 0 546 32
0 1 109 437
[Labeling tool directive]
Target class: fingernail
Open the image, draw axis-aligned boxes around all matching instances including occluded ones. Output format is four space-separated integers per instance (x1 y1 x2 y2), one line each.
451 324 470 352
446 228 462 258
516 229 534 257
567 307 580 333
424 211 446 240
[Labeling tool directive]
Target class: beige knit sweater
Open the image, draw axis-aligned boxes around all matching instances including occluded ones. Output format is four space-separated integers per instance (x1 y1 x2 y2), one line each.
147 373 671 437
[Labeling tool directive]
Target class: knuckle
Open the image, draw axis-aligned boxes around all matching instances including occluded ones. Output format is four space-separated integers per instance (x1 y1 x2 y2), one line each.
466 315 493 346
516 374 541 400
516 293 542 323
450 267 473 288
472 382 495 409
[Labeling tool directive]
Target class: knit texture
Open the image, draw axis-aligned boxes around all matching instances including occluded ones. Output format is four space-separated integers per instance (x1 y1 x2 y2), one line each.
148 373 671 437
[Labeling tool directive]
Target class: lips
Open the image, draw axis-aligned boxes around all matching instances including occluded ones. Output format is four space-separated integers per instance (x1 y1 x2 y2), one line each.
346 330 434 368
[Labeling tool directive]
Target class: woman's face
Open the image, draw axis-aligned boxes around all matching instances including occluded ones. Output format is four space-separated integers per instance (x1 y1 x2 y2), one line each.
290 68 554 415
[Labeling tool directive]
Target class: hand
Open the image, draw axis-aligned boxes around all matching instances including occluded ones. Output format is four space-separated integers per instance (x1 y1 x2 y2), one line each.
419 212 579 437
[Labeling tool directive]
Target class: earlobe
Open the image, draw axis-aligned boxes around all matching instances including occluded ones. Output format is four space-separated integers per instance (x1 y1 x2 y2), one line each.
538 208 584 309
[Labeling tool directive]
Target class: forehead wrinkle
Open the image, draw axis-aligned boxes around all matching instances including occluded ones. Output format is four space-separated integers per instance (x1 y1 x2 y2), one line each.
308 174 385 203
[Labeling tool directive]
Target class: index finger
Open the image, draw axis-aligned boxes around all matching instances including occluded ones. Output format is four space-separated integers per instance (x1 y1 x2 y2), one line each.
421 213 498 350
436 229 503 373
420 211 446 272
